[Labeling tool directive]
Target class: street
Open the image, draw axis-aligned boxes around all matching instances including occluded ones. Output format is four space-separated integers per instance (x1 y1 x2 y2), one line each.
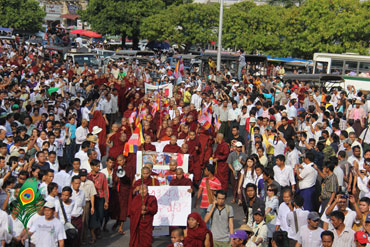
95 193 245 247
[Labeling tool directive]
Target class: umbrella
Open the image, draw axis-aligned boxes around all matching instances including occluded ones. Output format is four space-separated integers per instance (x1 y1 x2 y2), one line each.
83 31 102 38
70 29 85 35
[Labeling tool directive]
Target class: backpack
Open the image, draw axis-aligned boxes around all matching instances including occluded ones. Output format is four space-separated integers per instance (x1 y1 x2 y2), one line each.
209 204 231 227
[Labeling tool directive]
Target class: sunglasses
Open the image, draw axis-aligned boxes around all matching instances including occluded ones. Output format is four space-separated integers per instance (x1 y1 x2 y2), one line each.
267 189 274 192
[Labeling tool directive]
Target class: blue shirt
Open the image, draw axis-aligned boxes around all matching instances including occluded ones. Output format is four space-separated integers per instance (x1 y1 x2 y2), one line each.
65 123 76 139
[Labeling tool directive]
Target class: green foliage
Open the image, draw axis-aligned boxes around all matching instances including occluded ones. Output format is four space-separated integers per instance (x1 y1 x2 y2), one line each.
0 0 45 32
81 0 165 38
223 2 288 57
141 3 219 50
284 0 370 58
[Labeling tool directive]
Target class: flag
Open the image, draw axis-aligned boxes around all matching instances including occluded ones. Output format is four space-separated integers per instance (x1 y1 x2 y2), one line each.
129 108 137 124
124 121 145 156
176 153 184 167
198 109 212 130
214 115 221 130
174 57 184 79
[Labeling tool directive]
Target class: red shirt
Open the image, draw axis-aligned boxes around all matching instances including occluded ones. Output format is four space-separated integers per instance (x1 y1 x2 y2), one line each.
199 177 221 209
88 172 109 202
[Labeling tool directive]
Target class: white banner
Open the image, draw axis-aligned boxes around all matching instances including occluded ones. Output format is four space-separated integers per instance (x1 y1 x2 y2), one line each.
144 83 173 98
45 4 63 14
152 140 184 153
149 186 192 226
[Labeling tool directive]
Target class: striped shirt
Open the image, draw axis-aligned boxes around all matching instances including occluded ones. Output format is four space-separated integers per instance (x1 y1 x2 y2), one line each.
199 177 221 209
88 172 109 202
331 227 355 247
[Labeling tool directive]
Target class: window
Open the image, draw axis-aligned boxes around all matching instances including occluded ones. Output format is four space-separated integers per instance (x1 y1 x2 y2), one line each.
330 60 343 74
359 62 370 74
344 61 358 75
314 61 328 74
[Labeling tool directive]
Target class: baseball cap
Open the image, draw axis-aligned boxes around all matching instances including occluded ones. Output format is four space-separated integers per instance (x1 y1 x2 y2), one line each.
249 117 256 123
235 142 243 147
355 231 370 244
79 169 88 176
308 212 320 221
230 230 248 240
254 134 262 139
253 207 265 216
44 201 55 209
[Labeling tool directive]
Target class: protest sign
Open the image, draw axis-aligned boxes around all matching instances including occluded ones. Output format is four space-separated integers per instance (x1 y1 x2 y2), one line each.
136 151 189 176
145 83 173 98
149 186 192 226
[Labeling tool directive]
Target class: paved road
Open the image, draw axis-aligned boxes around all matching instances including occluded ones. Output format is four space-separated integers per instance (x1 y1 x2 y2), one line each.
94 192 245 247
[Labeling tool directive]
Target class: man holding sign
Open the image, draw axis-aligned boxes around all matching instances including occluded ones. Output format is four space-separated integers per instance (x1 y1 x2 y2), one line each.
129 184 158 247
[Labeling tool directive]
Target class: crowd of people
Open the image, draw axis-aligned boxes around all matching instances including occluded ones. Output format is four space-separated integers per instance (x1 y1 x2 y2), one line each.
1 36 370 247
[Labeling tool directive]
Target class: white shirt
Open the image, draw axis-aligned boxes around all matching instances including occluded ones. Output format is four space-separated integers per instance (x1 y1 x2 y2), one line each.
228 108 242 122
29 216 66 247
286 208 310 240
55 200 75 224
101 168 114 188
100 97 112 114
268 139 286 156
75 126 89 145
190 94 202 111
9 215 23 238
53 170 71 193
287 105 297 120
331 227 356 247
71 189 86 217
286 149 301 168
81 107 91 121
0 209 11 243
276 202 291 232
26 213 42 245
273 165 296 187
296 225 323 247
111 95 119 114
334 166 344 187
322 207 358 230
298 163 318 189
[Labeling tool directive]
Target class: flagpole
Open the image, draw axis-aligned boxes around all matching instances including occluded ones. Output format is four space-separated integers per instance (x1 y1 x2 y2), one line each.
216 0 224 72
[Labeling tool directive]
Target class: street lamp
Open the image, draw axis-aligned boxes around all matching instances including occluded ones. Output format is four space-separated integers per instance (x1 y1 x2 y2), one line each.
216 0 224 72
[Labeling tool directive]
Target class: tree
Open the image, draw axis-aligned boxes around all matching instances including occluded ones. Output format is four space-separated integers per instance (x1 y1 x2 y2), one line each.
223 2 289 56
284 0 370 58
81 0 165 48
0 0 44 32
141 3 219 51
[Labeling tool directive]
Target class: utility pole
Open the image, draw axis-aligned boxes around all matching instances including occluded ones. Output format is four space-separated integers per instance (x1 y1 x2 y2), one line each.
216 0 224 72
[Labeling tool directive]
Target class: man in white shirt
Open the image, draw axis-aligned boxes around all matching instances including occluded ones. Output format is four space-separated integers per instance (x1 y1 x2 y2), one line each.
286 196 310 243
285 142 301 168
26 201 66 247
40 169 55 198
191 90 202 111
294 151 318 211
71 176 86 245
273 155 296 192
75 141 90 171
0 208 11 245
75 119 89 149
53 163 71 194
275 189 293 233
296 212 324 247
329 210 356 247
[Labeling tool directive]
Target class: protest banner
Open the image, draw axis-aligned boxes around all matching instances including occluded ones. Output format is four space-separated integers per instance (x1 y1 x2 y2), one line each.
149 186 192 226
145 83 173 98
136 151 188 175
152 139 185 153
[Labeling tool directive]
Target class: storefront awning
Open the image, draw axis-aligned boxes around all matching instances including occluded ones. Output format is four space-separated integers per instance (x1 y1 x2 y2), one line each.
60 14 79 20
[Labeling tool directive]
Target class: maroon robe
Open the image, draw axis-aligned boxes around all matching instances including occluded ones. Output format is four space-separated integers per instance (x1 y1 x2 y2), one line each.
170 177 193 191
163 144 181 153
129 194 158 247
142 143 156 152
108 132 125 158
123 109 134 119
186 138 202 184
186 121 198 132
143 129 155 142
113 165 131 221
178 132 188 139
213 141 230 191
133 177 160 188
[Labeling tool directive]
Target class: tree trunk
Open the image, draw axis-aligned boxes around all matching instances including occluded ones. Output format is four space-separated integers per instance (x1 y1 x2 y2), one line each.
133 34 139 50
121 32 126 49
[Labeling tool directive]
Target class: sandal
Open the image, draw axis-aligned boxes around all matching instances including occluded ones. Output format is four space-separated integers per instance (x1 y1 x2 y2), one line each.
118 227 126 235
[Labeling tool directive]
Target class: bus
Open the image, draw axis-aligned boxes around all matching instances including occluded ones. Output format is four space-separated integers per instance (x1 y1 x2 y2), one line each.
313 53 370 90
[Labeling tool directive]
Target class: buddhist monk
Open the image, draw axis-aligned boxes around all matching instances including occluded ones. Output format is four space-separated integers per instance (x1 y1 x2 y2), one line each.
170 168 193 193
178 124 190 139
129 184 158 247
143 120 156 142
113 155 131 235
163 135 182 153
185 131 202 184
160 127 173 142
132 167 159 195
186 114 198 132
213 133 230 191
142 135 156 152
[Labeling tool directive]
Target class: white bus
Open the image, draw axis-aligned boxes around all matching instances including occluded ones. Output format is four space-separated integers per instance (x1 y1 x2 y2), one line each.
313 53 370 90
